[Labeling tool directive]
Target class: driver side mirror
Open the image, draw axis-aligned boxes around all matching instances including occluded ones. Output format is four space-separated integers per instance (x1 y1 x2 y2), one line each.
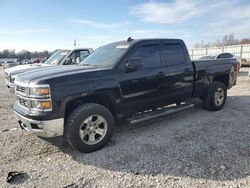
64 58 72 65
125 58 143 72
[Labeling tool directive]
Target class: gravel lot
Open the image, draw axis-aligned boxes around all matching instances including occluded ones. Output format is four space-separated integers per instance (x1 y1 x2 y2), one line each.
0 67 250 188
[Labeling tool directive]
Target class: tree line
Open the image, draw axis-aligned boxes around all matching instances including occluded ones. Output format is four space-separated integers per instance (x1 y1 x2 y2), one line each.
0 50 53 60
194 33 250 48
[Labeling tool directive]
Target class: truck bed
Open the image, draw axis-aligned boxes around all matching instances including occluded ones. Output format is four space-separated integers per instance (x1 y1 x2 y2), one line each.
192 58 238 98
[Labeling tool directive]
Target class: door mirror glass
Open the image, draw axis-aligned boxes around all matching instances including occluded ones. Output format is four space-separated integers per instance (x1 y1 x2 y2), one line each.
125 58 143 72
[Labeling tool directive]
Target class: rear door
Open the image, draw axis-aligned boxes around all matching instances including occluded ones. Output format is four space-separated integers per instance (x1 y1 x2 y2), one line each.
160 43 194 103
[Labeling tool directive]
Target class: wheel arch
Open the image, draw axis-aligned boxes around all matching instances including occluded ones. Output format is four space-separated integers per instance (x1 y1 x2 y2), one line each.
213 74 229 88
65 94 116 119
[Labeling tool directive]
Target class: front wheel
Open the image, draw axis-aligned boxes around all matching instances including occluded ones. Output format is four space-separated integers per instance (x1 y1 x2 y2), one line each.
65 103 114 153
203 81 227 111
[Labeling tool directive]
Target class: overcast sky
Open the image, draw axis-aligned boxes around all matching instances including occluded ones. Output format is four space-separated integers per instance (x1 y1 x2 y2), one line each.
0 0 250 51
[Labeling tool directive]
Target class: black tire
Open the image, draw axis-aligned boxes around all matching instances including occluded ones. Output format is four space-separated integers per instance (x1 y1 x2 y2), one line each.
203 81 227 111
65 103 114 153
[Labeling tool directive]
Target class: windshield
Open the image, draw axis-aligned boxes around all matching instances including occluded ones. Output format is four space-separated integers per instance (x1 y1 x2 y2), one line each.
43 50 69 65
80 43 129 67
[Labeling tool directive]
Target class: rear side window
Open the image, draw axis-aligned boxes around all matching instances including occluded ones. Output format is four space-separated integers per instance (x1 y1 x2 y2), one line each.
129 45 161 68
163 44 186 65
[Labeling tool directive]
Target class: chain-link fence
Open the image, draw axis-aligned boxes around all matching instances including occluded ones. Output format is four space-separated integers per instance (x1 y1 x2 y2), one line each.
189 44 250 60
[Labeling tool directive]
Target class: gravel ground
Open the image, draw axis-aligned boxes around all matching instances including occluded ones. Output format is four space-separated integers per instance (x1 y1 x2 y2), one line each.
0 67 250 188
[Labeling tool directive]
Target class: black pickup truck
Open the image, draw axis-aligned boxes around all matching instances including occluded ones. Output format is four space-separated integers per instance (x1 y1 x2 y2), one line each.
13 38 238 153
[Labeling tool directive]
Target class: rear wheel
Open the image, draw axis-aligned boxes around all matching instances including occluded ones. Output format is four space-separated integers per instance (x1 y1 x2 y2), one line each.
203 81 227 111
65 103 114 153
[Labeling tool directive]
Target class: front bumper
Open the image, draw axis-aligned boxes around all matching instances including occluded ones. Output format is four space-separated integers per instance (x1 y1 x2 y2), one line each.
15 111 64 137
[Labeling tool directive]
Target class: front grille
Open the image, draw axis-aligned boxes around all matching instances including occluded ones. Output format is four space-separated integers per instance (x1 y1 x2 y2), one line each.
17 96 28 108
16 85 26 95
15 83 28 109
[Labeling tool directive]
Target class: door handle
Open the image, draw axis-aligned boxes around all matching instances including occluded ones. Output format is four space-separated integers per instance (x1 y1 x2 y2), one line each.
156 72 165 76
184 68 191 73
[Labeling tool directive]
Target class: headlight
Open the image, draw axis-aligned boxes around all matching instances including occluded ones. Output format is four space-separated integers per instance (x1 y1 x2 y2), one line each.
15 82 52 112
30 100 52 110
29 86 50 97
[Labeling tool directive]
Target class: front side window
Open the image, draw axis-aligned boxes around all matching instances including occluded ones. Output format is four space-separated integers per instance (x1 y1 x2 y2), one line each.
68 50 90 64
129 45 161 68
43 50 69 65
163 44 186 65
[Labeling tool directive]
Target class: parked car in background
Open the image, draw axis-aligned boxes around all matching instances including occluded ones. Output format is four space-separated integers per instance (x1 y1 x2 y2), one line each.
21 59 33 65
4 48 93 92
216 53 242 67
241 58 250 67
0 58 20 68
199 52 241 71
198 55 216 60
3 60 19 69
32 58 43 64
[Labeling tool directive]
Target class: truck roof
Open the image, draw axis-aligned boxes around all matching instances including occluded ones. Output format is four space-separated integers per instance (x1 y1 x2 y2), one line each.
105 38 184 48
116 38 183 43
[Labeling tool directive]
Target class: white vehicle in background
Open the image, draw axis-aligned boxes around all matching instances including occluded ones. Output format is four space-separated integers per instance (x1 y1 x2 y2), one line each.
199 52 242 71
1 58 20 69
5 48 93 92
3 60 19 69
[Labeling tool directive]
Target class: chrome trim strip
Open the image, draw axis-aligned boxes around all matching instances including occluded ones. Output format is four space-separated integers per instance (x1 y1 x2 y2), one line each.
16 91 27 97
16 94 51 101
14 80 29 87
28 94 51 98
14 80 50 88
123 89 158 99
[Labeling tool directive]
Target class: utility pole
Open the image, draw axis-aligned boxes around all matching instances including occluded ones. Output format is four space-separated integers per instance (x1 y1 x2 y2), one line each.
74 39 77 48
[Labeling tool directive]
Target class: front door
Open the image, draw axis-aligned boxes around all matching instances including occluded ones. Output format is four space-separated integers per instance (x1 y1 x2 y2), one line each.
119 43 167 113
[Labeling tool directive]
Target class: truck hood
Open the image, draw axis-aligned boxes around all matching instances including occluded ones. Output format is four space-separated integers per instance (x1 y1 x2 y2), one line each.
5 63 54 77
15 65 109 85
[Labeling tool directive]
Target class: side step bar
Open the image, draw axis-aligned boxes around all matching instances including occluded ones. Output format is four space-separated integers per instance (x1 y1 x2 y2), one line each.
127 103 194 125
